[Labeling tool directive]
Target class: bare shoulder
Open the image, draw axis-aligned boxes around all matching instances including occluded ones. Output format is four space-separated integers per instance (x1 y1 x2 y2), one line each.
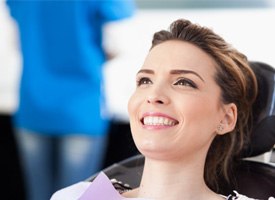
121 187 139 198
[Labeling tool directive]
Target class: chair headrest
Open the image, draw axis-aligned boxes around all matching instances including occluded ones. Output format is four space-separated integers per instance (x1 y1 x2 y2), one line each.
241 61 275 157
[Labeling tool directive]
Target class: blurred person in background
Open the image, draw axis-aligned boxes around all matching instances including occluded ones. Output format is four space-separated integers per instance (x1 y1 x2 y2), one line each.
6 1 135 200
0 1 25 199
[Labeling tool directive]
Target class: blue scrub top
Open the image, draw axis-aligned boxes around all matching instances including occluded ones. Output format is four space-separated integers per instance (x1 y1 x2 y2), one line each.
7 0 135 135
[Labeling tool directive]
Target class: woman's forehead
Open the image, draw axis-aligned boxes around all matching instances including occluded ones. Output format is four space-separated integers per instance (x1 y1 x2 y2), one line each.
147 41 215 64
142 40 218 78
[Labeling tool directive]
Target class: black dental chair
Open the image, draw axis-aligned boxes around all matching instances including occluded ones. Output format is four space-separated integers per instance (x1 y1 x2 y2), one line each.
89 61 275 199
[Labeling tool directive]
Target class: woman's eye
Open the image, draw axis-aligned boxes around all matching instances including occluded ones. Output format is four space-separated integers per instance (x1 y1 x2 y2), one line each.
174 78 197 88
136 77 152 86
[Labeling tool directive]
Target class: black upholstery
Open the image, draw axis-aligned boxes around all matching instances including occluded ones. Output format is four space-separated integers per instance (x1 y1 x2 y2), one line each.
88 61 275 199
88 154 144 188
241 62 275 157
229 160 275 198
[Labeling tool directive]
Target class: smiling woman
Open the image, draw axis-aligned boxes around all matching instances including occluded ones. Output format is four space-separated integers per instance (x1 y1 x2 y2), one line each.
51 19 270 200
127 19 259 199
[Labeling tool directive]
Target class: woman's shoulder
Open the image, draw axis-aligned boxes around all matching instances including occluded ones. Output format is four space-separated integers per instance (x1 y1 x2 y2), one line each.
224 191 275 200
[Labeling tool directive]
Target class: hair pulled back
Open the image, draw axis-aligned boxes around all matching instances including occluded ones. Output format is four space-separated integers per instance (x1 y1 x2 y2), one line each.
151 19 258 191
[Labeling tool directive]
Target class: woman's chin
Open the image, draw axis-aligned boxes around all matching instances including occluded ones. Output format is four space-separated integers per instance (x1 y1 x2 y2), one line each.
137 143 172 160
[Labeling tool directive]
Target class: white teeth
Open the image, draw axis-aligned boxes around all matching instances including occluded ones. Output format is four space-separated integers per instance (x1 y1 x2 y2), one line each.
143 116 177 126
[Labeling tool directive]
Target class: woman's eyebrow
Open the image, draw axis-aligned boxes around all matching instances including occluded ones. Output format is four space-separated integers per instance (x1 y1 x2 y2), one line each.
170 69 205 82
137 69 154 75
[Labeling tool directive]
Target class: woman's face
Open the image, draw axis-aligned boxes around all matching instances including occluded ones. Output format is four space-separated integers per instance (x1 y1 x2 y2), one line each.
128 40 227 161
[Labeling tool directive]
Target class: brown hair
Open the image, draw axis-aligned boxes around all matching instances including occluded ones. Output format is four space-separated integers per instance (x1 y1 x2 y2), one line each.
151 19 258 191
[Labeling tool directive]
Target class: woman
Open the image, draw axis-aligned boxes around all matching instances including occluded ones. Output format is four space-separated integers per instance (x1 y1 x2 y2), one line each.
124 18 258 200
51 19 263 200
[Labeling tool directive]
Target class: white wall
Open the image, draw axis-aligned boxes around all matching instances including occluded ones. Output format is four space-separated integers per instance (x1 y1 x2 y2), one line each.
104 8 275 121
0 2 21 114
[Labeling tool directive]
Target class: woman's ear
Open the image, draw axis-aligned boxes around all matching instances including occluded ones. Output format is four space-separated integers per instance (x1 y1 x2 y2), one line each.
217 103 237 135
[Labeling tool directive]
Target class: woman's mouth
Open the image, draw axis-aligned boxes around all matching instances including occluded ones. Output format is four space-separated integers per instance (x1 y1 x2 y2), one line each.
141 116 179 126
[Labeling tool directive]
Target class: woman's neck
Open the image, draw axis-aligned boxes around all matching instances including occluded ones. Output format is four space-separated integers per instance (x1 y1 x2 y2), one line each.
132 156 222 200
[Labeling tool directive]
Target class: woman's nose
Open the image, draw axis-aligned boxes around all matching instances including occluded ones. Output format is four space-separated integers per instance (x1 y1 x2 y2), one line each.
146 89 170 105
